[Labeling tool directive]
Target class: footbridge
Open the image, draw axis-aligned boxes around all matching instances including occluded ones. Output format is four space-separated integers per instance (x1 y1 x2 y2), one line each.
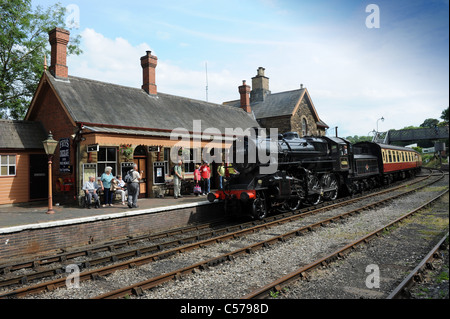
373 126 449 144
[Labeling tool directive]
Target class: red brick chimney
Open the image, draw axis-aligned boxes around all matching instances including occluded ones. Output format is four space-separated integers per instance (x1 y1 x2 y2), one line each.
48 28 70 78
238 80 251 113
141 51 158 95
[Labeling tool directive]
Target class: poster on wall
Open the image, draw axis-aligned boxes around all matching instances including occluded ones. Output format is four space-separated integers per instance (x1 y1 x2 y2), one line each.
59 138 72 173
82 163 97 185
153 161 165 185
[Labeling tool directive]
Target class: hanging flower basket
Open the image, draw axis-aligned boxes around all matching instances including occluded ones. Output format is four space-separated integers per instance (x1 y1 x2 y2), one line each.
120 144 134 160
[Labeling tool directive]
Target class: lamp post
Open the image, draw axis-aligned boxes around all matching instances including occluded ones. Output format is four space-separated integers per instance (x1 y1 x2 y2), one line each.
376 116 384 133
42 131 58 214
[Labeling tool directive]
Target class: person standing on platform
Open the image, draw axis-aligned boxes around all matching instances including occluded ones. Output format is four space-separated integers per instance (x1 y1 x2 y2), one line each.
200 161 211 195
100 166 115 207
127 164 141 208
173 160 184 199
217 162 225 190
193 164 201 196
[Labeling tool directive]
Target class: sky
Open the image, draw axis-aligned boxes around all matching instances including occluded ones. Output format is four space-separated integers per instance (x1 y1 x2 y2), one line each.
32 0 449 138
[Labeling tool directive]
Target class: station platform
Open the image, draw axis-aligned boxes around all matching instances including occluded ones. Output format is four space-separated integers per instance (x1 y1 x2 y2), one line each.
0 195 212 231
0 194 223 260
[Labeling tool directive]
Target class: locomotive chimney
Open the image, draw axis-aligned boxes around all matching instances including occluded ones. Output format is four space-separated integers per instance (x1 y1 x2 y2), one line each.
238 80 251 113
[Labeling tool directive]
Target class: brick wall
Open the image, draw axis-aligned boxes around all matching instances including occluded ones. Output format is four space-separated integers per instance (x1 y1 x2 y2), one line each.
0 202 224 260
27 79 77 199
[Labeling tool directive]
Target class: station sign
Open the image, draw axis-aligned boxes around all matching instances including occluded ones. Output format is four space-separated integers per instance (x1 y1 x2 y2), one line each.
87 144 99 152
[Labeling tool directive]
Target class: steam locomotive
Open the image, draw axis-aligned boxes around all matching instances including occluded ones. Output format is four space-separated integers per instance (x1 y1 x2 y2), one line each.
207 132 422 219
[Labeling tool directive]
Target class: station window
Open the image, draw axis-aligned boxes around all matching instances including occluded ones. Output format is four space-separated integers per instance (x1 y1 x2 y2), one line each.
302 118 308 137
0 154 16 176
97 147 117 177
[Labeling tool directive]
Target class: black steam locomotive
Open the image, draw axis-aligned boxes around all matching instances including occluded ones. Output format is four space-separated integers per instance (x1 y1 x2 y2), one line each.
207 131 422 219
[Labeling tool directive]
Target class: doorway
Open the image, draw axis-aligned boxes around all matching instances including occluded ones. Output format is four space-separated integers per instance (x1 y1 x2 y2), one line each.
29 154 48 200
133 145 147 198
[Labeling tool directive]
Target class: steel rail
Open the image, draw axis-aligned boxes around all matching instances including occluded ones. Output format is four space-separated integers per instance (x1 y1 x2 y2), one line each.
386 232 449 299
242 188 449 299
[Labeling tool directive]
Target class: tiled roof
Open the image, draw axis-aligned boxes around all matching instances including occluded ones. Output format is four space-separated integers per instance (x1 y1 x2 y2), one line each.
0 120 47 149
46 72 259 133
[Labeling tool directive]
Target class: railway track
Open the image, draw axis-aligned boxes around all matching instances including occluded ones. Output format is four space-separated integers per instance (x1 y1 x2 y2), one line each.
387 232 449 299
0 171 432 290
0 170 444 299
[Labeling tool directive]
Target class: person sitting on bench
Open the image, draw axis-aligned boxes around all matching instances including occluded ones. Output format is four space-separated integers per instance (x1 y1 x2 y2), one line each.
82 176 100 209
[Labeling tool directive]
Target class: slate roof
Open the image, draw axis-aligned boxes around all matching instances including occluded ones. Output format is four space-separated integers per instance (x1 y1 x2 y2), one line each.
224 88 328 128
44 71 259 133
0 120 47 149
232 89 306 119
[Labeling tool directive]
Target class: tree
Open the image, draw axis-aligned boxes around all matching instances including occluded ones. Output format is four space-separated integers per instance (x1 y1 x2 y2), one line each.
0 0 82 119
345 135 373 144
440 107 449 125
419 118 439 129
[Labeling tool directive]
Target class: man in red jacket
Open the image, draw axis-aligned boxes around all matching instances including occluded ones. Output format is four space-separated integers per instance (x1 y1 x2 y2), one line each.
200 161 211 195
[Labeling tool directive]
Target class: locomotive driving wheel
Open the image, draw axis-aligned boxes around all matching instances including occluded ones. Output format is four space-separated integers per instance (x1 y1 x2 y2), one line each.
321 173 339 201
252 191 268 220
307 174 322 205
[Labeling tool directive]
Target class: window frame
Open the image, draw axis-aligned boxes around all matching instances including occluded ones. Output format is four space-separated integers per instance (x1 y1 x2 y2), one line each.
97 147 117 178
0 154 17 177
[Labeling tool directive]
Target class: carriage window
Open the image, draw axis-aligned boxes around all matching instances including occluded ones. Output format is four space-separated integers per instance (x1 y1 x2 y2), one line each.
388 150 392 163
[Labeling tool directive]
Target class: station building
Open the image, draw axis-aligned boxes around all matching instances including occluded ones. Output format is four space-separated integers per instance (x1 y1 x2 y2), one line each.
224 67 329 137
2 27 258 205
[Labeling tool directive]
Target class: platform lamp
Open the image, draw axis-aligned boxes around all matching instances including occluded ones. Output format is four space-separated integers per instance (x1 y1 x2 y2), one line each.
376 116 384 133
42 131 58 214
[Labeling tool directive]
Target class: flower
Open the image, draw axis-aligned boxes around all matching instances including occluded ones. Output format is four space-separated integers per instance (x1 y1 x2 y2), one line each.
119 144 133 158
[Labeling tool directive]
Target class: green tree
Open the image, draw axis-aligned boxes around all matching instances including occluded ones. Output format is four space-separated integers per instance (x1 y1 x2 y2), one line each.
420 118 439 128
345 135 372 144
0 0 82 119
440 107 449 125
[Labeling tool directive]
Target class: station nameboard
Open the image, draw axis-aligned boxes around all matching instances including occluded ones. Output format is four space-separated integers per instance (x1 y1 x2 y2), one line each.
87 144 99 152
148 146 160 152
